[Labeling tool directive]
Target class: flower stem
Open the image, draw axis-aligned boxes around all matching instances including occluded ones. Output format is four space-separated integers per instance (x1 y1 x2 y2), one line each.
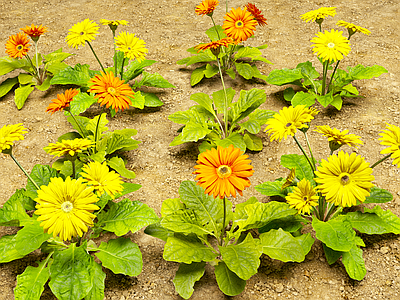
220 197 227 246
321 60 329 96
112 31 118 78
71 160 76 179
34 41 41 82
86 41 106 73
303 131 316 172
371 153 392 169
293 135 315 172
25 54 39 78
216 58 228 138
120 57 126 80
327 61 340 93
324 203 337 221
68 111 87 139
10 153 40 190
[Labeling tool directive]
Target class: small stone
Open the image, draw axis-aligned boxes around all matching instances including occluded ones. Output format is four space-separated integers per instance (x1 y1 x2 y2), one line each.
275 283 284 293
380 246 390 254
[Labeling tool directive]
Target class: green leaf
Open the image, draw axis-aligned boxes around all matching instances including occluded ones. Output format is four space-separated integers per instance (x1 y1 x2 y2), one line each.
230 88 266 123
0 77 18 97
15 84 34 109
84 261 106 300
205 25 226 41
190 66 206 86
235 47 262 60
123 59 156 81
212 87 235 115
0 235 26 263
69 92 96 115
204 64 219 78
259 214 305 234
35 76 52 91
342 245 366 281
364 187 393 204
181 121 211 143
364 206 400 234
15 220 51 256
173 262 206 299
67 115 90 138
346 211 392 234
103 132 140 155
295 233 314 256
49 243 94 300
316 92 334 107
161 198 185 217
235 62 255 80
142 92 163 107
191 93 215 116
226 68 236 79
348 64 388 80
18 73 34 85
107 156 136 179
128 90 145 109
0 189 31 226
255 179 286 198
97 198 159 236
281 154 314 181
330 95 343 110
322 243 342 265
291 91 316 107
95 237 142 276
144 222 174 242
243 133 263 151
312 217 355 252
187 51 216 66
26 164 60 198
219 233 262 280
14 259 50 300
260 228 306 262
138 71 175 88
161 210 214 236
177 57 191 65
45 61 69 75
214 261 246 296
215 132 247 152
266 68 303 86
341 83 359 95
0 56 30 75
283 87 295 102
163 235 217 264
50 63 98 87
296 61 319 83
87 113 108 141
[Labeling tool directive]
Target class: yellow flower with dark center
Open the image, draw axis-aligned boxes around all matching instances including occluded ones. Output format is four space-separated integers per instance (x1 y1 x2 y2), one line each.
100 19 128 26
311 29 351 62
81 161 124 199
300 7 336 23
315 125 363 151
379 123 400 168
44 138 93 157
195 0 219 16
115 31 148 62
193 145 254 199
5 32 31 59
34 177 99 241
20 24 47 41
337 20 370 36
222 7 258 43
265 105 317 142
314 151 375 207
0 123 27 153
246 3 268 26
88 71 134 112
286 178 318 214
46 88 79 115
65 19 99 49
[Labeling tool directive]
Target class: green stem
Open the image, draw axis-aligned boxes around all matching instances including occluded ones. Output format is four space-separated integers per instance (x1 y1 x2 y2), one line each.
25 54 39 78
94 110 104 151
10 153 40 190
210 16 222 41
318 196 325 221
71 160 76 179
216 58 229 138
86 41 106 73
321 60 329 96
67 111 87 139
327 61 340 93
226 0 228 12
293 135 315 172
303 131 316 172
34 41 41 82
324 203 337 221
113 30 118 78
371 153 392 169
220 197 227 246
120 57 126 80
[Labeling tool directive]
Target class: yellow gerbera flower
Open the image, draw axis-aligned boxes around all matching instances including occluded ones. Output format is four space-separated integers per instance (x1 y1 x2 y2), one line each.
5 32 31 59
115 31 148 63
44 138 93 157
100 19 128 26
65 19 99 49
379 123 400 168
337 20 371 36
195 0 219 16
88 71 134 112
193 145 254 199
315 125 363 152
314 151 375 207
81 161 124 199
264 105 317 142
0 123 27 153
300 7 336 23
222 7 258 43
311 29 351 62
35 177 99 241
286 178 318 215
20 24 47 42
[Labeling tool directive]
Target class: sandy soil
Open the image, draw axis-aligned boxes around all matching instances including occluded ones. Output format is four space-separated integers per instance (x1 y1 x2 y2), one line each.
1 0 400 299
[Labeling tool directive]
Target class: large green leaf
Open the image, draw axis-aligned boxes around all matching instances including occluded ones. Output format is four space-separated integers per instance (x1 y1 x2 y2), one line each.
107 156 136 179
296 61 319 85
295 233 314 256
129 90 145 109
50 63 98 87
190 93 215 117
67 115 91 138
215 132 246 152
15 220 51 256
312 217 355 252
0 77 18 97
235 62 255 80
95 237 142 276
260 228 306 262
291 91 316 107
163 235 217 264
161 198 185 217
364 206 400 234
259 214 305 234
14 259 50 300
243 133 263 151
86 113 108 141
348 64 387 80
235 47 262 60
187 51 216 66
214 261 246 296
161 210 214 236
68 92 96 115
137 71 175 88
18 73 34 85
0 189 31 226
204 63 219 78
84 261 105 300
0 56 29 75
180 121 211 143
346 211 392 234
15 84 34 109
219 233 262 280
205 25 226 41
240 109 275 134
363 187 393 204
316 92 334 107
212 87 235 115
254 179 286 198
49 243 94 300
144 222 174 242
230 88 266 123
281 154 314 181
173 262 206 299
190 66 206 86
342 245 366 281
0 235 26 263
26 164 60 198
266 68 303 86
123 59 156 81
96 198 159 236
232 197 258 230
142 92 163 107
322 243 342 265
103 132 140 154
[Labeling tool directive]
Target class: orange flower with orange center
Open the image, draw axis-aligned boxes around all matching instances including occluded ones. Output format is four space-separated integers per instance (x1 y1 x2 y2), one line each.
88 71 134 112
46 88 79 115
193 145 254 199
5 32 31 59
194 37 234 55
20 24 47 41
222 7 258 43
246 3 268 26
195 0 219 16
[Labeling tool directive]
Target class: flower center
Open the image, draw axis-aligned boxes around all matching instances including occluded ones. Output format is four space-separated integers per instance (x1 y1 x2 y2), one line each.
235 20 244 28
327 42 335 49
107 87 117 95
80 31 85 35
16 45 24 51
340 173 351 185
286 123 292 128
217 165 232 178
303 196 308 201
61 201 74 213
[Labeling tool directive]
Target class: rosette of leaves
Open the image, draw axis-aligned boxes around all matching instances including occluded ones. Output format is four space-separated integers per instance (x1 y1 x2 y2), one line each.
169 87 275 152
0 48 72 109
266 61 387 110
145 181 313 298
177 26 271 86
51 51 175 112
255 153 400 280
0 166 159 300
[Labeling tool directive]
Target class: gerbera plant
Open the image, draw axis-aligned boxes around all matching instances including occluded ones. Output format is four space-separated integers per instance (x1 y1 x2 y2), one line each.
51 18 175 114
0 122 159 300
256 105 400 281
145 145 313 298
178 1 271 86
265 7 387 110
0 24 72 109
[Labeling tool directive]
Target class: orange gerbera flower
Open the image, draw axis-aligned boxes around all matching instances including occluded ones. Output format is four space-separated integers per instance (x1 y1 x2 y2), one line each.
5 32 31 59
20 24 47 41
88 71 134 112
245 3 268 26
222 7 258 43
195 0 219 16
193 145 254 199
194 37 234 53
46 88 79 114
